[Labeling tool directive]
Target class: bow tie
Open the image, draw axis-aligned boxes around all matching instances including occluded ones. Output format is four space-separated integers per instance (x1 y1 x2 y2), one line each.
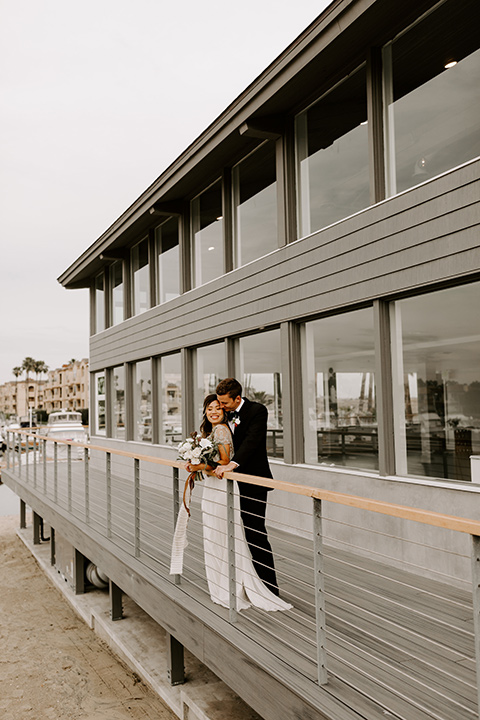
228 410 240 420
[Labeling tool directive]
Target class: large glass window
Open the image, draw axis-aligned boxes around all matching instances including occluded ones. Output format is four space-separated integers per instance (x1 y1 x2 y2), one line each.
383 0 480 197
392 282 480 483
238 330 283 458
195 342 226 427
156 217 180 304
109 261 124 326
131 238 150 315
94 273 105 334
134 360 152 443
296 66 369 238
301 309 377 470
94 371 106 436
233 142 277 267
112 365 125 440
191 181 224 287
159 353 182 445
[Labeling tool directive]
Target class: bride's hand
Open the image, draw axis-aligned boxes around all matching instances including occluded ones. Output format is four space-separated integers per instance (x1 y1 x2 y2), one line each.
185 462 204 472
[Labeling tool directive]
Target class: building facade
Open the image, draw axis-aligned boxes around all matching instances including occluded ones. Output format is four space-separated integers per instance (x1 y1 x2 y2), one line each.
43 359 89 414
0 379 45 419
0 359 89 419
59 0 480 585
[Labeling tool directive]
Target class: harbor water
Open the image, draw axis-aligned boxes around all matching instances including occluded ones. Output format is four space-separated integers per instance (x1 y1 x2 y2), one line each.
0 483 21 516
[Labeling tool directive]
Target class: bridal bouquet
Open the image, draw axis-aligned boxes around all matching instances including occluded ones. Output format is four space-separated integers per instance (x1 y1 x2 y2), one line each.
177 432 218 480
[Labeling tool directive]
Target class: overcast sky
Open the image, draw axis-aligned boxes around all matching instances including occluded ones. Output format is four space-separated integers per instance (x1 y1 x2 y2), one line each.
0 0 330 385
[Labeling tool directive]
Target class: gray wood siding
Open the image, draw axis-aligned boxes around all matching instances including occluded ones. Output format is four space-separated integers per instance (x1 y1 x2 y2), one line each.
90 160 480 371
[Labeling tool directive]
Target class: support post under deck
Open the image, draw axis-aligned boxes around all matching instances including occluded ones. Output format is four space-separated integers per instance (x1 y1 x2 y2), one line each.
166 633 185 686
20 499 26 529
33 511 41 545
74 548 86 594
109 580 123 621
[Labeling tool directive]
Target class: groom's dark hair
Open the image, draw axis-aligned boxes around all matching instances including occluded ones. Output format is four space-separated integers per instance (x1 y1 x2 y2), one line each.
216 377 242 399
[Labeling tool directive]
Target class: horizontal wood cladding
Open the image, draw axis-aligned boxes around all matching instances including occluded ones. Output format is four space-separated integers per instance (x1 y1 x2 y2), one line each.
90 161 480 371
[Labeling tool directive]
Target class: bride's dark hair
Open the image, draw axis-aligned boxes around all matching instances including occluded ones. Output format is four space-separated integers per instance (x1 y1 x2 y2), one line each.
200 393 226 437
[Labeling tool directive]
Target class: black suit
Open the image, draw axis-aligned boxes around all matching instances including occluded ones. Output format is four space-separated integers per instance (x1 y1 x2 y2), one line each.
231 398 279 595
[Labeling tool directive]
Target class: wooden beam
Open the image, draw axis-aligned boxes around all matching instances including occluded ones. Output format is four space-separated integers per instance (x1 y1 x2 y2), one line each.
239 117 284 140
149 202 183 217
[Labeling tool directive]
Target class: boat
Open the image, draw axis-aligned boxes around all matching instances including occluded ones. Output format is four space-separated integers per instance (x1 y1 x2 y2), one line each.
40 411 88 459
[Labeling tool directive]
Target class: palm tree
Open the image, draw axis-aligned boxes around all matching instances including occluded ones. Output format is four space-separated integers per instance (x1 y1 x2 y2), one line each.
21 357 37 420
33 360 49 412
12 366 22 417
22 356 36 382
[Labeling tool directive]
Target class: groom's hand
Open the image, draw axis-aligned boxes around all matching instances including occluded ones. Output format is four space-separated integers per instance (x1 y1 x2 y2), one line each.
214 461 237 478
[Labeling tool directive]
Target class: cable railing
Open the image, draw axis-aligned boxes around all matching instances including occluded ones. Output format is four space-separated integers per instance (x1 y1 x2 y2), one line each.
4 426 480 719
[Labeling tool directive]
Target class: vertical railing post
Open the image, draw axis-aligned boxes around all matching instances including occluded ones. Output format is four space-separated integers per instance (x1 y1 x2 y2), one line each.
33 432 37 488
25 433 29 483
134 458 140 558
42 439 47 493
6 431 10 470
226 477 237 623
53 441 58 502
84 447 89 523
67 444 72 512
17 434 22 478
106 452 111 538
470 535 480 716
172 466 180 585
313 497 328 685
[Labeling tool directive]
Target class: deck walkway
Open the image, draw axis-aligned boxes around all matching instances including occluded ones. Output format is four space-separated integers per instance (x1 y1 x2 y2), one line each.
3 454 477 720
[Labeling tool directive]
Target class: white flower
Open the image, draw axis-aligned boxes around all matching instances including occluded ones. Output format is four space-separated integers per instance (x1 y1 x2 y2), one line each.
199 438 212 449
190 458 201 465
191 447 202 458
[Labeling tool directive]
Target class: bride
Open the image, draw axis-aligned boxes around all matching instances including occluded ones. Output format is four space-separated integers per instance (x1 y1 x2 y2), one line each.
179 393 291 613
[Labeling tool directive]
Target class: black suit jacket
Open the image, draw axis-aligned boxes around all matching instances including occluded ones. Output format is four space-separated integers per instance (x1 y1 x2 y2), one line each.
231 398 273 483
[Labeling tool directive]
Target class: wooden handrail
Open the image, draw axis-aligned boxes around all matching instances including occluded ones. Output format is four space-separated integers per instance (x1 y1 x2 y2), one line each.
7 427 480 536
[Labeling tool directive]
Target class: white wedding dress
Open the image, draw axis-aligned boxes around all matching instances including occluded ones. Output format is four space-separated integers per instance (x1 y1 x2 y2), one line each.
201 424 291 612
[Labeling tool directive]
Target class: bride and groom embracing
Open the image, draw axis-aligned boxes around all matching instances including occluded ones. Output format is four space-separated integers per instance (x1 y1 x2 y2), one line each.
171 377 291 613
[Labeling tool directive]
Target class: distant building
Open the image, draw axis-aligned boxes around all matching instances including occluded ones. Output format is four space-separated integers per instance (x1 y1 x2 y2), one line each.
43 359 89 414
0 379 45 419
0 359 89 418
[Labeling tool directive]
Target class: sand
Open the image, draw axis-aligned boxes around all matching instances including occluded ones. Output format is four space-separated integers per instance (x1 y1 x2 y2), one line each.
0 514 177 720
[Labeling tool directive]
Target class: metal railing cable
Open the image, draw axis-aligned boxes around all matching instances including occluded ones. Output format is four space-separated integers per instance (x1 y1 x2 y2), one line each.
5 427 480 717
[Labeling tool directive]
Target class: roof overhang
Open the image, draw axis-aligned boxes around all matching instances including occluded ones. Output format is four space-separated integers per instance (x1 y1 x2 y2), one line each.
58 0 438 289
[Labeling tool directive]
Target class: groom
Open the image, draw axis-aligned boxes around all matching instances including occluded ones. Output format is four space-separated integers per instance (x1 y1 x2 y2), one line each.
214 377 279 596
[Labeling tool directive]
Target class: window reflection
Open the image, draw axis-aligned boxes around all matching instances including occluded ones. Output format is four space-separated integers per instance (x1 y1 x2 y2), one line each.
393 282 480 482
112 365 125 439
134 360 152 443
296 66 369 238
302 309 378 471
159 353 182 445
195 342 226 427
383 0 480 196
131 238 150 315
94 273 105 333
192 181 224 287
109 261 124 326
156 217 180 304
94 371 106 436
233 142 277 267
239 330 283 458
